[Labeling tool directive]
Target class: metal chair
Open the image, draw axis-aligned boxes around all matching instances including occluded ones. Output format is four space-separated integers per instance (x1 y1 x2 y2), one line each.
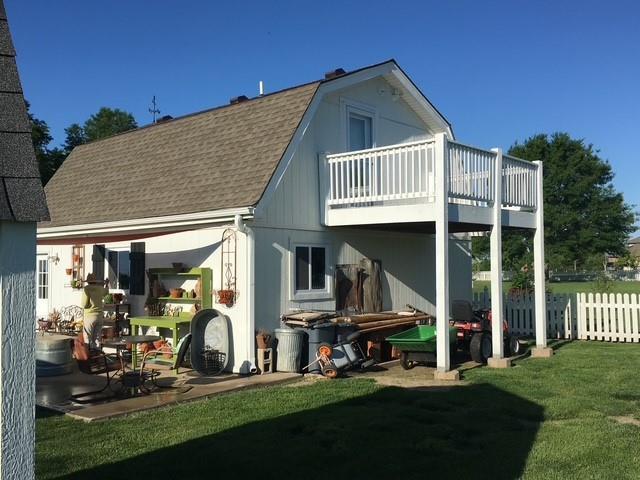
70 336 121 404
59 305 83 335
140 333 192 389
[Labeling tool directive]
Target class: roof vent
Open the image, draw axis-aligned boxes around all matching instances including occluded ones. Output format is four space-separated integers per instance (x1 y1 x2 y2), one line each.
156 115 173 123
230 95 249 104
324 68 346 80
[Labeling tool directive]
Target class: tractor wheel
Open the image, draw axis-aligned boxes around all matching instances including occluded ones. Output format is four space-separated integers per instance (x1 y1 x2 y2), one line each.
507 335 523 356
470 332 492 363
400 352 415 370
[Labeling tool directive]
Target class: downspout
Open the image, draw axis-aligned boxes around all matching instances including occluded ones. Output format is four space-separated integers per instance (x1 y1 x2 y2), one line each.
235 214 257 373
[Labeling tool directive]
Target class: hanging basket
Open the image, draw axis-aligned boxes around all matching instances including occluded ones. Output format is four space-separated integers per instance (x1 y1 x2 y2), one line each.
216 289 235 307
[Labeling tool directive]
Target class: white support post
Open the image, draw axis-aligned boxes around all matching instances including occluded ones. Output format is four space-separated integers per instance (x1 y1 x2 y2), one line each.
434 133 451 374
532 160 552 357
489 148 505 363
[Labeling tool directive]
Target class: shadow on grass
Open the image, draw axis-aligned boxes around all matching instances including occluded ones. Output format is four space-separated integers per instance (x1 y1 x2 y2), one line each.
63 383 543 480
36 406 64 419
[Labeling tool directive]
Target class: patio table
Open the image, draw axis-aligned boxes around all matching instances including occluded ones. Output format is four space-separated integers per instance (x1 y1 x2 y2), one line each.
103 335 161 396
128 316 192 369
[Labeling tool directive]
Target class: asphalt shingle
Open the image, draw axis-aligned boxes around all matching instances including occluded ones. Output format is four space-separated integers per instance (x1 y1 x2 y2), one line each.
42 82 319 228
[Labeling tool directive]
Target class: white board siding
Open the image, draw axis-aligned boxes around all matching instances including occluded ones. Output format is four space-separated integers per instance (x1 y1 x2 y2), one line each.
253 225 472 332
1 221 37 479
257 76 433 230
37 225 253 373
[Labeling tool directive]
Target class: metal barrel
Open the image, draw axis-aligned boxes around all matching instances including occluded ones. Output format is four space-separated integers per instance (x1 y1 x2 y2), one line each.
274 328 305 373
36 335 73 377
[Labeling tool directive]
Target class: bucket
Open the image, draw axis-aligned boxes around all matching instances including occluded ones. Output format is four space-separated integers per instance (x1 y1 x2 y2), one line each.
274 328 304 373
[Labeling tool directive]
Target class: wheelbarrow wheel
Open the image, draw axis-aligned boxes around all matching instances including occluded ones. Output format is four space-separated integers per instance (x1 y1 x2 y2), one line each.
400 352 415 370
322 364 338 378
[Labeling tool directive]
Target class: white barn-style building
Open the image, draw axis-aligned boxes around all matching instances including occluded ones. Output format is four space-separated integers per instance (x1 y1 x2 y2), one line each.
37 60 551 376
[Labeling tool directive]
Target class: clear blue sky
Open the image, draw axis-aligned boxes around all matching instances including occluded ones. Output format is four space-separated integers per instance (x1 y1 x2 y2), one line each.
6 0 640 226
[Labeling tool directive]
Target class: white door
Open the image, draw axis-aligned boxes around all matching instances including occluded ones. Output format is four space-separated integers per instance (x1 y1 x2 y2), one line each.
36 255 50 318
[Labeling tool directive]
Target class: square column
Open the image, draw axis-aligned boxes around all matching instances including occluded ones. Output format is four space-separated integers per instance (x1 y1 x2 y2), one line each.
532 160 552 357
434 133 451 373
488 148 507 367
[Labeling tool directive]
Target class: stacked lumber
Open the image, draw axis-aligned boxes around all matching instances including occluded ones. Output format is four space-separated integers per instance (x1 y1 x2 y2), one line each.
333 311 433 333
281 311 337 327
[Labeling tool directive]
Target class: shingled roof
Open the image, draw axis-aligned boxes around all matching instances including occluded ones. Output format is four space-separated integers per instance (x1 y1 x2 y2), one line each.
0 0 49 222
42 80 320 228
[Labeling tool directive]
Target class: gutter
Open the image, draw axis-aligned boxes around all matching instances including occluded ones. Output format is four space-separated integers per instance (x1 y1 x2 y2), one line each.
37 207 255 239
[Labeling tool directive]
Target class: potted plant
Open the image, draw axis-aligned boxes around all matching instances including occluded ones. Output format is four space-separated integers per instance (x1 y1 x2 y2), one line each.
256 329 272 349
65 268 73 276
216 289 235 306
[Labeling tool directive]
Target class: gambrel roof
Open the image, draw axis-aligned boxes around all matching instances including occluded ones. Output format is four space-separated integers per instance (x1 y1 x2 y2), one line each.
0 0 49 222
41 60 451 230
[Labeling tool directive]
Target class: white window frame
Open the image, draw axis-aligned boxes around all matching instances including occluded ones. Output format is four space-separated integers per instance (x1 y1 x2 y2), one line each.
340 97 378 152
105 246 131 292
289 242 333 301
37 257 49 300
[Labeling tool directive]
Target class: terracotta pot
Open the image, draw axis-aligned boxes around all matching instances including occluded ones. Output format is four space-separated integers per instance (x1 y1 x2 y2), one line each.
72 254 80 263
217 289 235 306
65 268 73 276
169 288 184 299
256 333 271 349
112 293 124 303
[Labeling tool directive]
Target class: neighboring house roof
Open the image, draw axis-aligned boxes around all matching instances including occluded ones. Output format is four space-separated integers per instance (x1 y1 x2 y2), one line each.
42 59 451 230
0 1 49 222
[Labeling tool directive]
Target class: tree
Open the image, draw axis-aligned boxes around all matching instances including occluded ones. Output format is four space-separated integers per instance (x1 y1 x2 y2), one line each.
26 101 65 185
82 107 137 142
27 105 138 184
473 133 636 271
62 123 86 153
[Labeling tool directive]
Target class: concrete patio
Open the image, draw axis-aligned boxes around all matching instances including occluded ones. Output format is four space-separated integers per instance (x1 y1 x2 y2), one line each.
37 365 301 422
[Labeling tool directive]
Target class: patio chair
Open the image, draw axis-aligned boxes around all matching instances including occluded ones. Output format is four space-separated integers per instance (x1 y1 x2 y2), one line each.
140 333 192 389
70 335 121 404
59 305 83 335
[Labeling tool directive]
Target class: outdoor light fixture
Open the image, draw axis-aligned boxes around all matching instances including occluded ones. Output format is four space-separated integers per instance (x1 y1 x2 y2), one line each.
48 253 60 265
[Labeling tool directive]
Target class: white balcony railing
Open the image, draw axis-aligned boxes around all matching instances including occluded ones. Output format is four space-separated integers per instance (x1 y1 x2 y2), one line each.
325 137 539 212
327 140 436 206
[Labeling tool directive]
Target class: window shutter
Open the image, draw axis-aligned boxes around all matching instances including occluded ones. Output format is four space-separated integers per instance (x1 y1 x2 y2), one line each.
107 251 118 287
91 245 105 281
129 242 146 295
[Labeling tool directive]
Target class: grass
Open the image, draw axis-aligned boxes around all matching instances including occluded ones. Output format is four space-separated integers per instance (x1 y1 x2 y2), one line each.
473 280 640 295
36 341 640 479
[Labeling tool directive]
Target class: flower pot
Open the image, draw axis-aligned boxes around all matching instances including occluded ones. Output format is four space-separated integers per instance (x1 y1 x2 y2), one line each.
217 289 235 306
256 333 271 349
72 254 80 264
169 288 185 299
112 293 124 304
65 268 73 276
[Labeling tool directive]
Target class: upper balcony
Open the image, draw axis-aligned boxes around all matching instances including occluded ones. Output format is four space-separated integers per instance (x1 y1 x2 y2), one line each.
321 134 541 231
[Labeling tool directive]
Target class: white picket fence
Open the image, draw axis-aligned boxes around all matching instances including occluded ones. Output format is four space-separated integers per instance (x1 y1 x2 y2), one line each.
472 291 640 342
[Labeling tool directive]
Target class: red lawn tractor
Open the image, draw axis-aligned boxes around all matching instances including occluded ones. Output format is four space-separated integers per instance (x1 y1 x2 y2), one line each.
451 300 523 363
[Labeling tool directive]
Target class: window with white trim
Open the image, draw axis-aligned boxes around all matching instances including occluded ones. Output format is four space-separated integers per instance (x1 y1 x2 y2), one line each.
106 248 130 290
37 258 48 300
292 244 331 299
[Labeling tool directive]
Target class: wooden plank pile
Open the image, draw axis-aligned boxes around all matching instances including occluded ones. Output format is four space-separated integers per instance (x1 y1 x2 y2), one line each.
333 311 433 333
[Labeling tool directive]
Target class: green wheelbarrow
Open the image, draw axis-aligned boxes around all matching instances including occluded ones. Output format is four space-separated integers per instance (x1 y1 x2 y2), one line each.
386 325 458 370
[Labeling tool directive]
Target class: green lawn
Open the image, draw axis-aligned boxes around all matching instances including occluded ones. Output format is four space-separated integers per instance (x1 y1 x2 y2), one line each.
37 341 640 479
473 280 640 295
